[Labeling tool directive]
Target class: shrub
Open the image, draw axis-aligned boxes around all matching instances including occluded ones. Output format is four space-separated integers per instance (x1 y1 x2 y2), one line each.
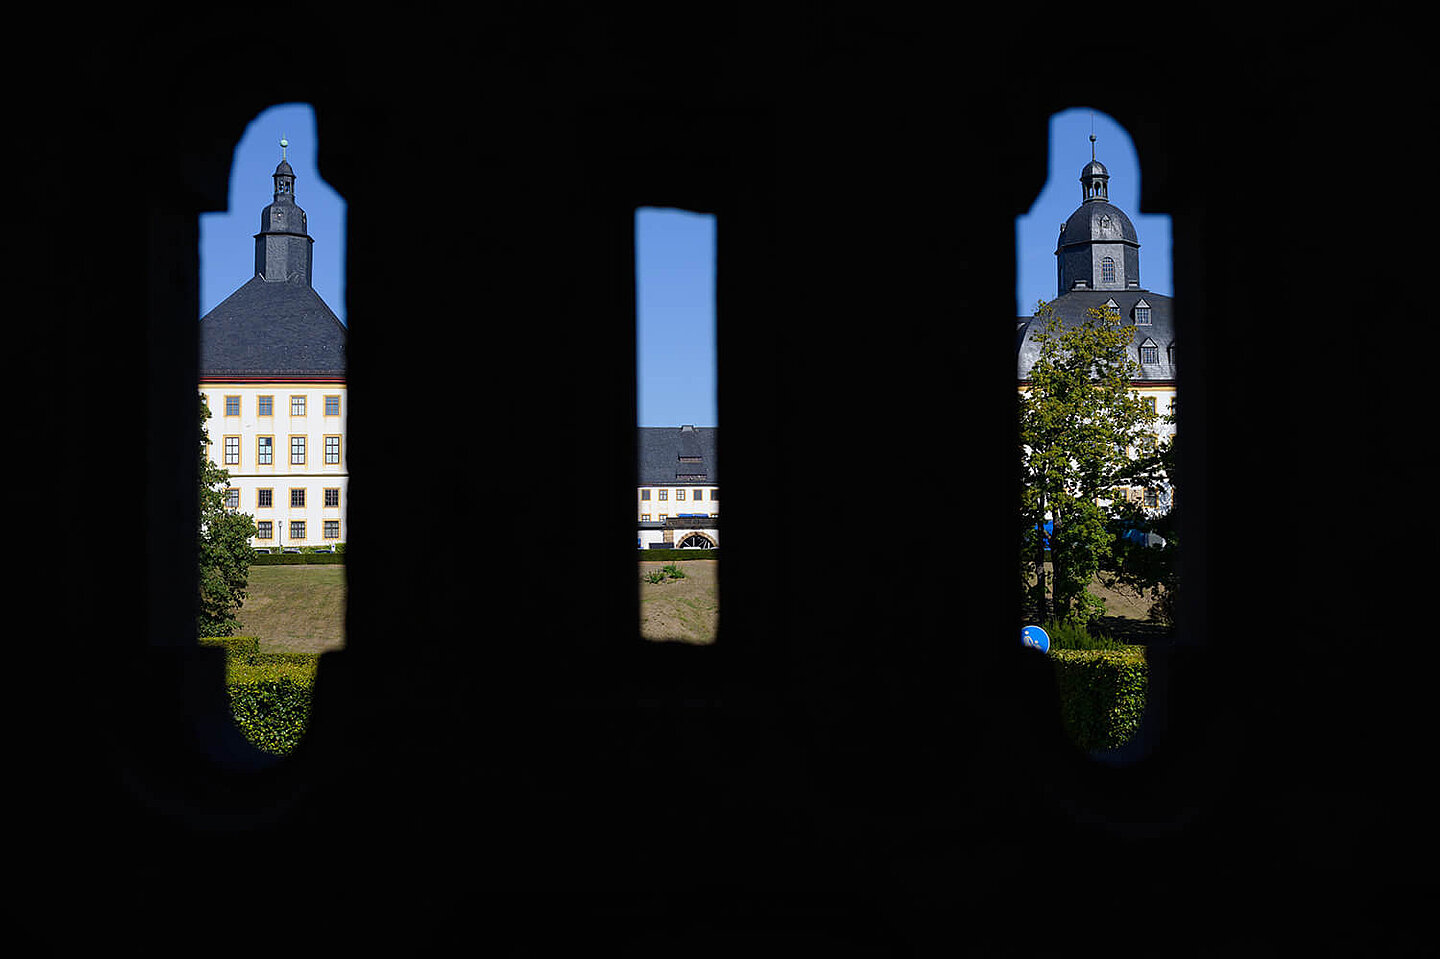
201 636 318 755
1050 646 1148 752
641 563 691 584
228 677 313 755
252 551 344 566
1042 617 1125 651
637 548 720 562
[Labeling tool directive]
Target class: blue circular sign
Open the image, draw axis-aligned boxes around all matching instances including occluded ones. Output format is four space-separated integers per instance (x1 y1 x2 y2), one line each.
1021 625 1050 652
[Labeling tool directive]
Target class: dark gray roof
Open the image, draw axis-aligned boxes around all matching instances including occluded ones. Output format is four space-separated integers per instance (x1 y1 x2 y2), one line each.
199 274 346 378
638 426 719 486
1017 288 1175 383
1057 198 1139 251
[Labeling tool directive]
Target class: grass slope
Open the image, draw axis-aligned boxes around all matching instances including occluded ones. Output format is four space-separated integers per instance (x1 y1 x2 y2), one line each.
236 564 347 654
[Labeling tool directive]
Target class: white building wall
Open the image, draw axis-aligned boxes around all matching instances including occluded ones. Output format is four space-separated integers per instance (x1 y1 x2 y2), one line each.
637 483 719 549
203 383 348 550
636 485 720 522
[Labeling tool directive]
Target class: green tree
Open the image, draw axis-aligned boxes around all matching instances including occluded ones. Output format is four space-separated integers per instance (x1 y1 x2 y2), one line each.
198 395 257 636
1020 300 1158 625
1101 404 1180 626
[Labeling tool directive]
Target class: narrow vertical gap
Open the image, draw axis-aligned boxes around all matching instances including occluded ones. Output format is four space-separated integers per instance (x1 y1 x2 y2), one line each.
197 102 347 756
1015 108 1176 760
635 207 719 644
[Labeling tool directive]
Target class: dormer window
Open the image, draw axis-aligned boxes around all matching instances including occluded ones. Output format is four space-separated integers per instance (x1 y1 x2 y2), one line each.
1134 299 1152 326
1139 338 1159 365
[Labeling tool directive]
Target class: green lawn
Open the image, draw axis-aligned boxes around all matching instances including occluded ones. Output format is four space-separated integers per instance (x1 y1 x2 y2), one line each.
236 564 347 654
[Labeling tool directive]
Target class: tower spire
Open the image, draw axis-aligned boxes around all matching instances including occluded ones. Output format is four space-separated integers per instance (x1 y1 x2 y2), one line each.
254 138 312 284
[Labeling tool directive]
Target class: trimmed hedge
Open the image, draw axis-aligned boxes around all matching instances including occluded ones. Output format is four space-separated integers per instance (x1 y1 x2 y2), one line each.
196 629 1144 757
200 636 318 755
1050 646 1148 752
252 551 344 565
637 549 720 562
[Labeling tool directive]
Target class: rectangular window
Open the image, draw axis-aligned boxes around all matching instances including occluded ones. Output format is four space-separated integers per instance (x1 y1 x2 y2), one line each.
291 436 306 465
289 521 306 540
1140 345 1159 365
1143 396 1157 414
290 395 306 416
640 489 651 501
324 488 340 508
223 435 240 465
710 489 718 501
324 395 340 416
693 489 704 502
676 489 686 501
325 435 341 464
224 395 240 416
291 488 305 508
324 520 341 539
257 488 273 509
224 488 239 510
641 514 651 522
257 395 274 417
255 521 273 539
257 435 273 465
1135 307 1152 325
658 489 668 501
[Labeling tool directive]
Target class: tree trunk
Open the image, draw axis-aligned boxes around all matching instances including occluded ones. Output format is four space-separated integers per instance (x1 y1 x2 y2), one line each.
1034 491 1049 622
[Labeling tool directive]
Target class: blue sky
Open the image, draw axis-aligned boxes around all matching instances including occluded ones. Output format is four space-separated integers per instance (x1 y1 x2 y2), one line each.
636 208 717 427
1015 107 1172 316
199 103 1166 426
200 103 347 325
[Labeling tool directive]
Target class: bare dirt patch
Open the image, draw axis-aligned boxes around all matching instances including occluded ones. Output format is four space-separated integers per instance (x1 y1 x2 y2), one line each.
639 559 718 644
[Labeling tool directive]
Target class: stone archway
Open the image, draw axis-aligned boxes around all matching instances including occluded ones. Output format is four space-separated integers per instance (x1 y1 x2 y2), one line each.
676 532 715 549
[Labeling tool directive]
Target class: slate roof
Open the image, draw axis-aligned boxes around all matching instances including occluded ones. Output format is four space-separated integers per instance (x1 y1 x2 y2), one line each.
638 426 719 486
1016 288 1175 384
199 274 346 378
1057 198 1139 250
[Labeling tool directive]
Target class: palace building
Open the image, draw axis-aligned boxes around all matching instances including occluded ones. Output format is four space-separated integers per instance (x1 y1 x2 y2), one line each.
199 142 348 552
637 424 719 550
1016 138 1176 513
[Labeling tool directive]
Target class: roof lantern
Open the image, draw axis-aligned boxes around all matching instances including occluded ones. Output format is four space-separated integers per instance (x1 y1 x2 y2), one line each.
1081 134 1109 201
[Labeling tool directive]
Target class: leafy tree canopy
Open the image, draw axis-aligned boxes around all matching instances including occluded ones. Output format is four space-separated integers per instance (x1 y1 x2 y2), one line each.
1019 300 1161 624
198 395 257 637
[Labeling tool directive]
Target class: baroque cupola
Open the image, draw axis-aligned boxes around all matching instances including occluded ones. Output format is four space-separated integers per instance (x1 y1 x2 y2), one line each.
1055 134 1141 294
254 137 314 285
